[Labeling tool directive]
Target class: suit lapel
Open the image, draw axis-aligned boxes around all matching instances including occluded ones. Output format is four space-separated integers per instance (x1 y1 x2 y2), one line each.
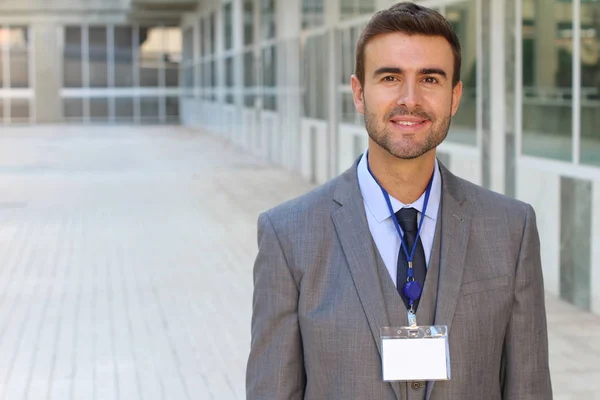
331 159 403 400
426 163 471 400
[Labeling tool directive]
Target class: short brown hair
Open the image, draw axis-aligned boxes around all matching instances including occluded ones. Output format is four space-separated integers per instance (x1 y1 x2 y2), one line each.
355 2 462 87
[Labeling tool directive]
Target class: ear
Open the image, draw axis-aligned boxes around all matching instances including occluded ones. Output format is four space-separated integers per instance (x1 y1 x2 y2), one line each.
350 74 365 114
450 80 463 116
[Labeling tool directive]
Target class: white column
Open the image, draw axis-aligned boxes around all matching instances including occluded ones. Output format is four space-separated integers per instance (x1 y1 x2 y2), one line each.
489 0 506 194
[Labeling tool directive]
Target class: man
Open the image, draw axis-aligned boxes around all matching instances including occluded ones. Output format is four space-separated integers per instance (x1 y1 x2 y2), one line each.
246 2 552 399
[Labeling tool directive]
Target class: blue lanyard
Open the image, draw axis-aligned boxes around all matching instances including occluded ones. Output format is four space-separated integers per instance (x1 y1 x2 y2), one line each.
365 156 434 276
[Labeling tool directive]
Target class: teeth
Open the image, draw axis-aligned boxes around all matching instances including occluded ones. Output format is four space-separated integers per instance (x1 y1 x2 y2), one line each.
395 121 420 126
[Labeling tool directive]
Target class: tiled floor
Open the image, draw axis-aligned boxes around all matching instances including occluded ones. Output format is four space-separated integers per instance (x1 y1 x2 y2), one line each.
0 125 596 399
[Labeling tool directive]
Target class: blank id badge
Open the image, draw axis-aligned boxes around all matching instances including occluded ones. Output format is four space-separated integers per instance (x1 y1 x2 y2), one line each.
380 325 451 382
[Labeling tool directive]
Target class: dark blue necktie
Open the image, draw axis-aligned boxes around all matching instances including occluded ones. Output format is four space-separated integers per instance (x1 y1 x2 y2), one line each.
396 207 427 311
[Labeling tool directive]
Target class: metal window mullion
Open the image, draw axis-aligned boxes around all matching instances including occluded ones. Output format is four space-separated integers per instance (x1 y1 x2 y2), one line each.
83 25 90 122
515 0 523 158
572 0 581 165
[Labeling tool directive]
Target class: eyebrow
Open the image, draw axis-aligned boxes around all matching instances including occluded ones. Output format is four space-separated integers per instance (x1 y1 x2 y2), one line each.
373 67 448 79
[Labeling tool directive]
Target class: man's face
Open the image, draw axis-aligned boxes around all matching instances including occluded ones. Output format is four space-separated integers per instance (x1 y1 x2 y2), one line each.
351 32 462 160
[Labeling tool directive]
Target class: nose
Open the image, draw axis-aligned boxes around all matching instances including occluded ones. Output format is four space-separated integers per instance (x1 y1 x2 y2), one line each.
396 81 420 112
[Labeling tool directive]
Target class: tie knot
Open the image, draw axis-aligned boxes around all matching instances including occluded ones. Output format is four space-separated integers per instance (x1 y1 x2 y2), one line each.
396 207 419 233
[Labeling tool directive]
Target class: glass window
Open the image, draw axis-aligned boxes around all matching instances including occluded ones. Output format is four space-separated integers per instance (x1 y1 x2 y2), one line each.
262 45 277 110
140 97 160 120
446 1 477 145
209 12 217 55
303 0 324 30
199 19 205 57
183 27 194 64
166 97 179 119
224 3 234 51
244 0 255 46
244 50 255 107
339 25 363 85
89 27 108 88
164 27 181 87
261 0 276 40
225 56 235 104
63 98 84 119
138 27 162 87
340 0 374 21
115 97 134 121
9 26 29 88
522 0 573 161
303 34 327 119
90 97 109 121
580 1 600 166
210 59 217 101
10 99 29 120
114 26 134 87
64 26 83 88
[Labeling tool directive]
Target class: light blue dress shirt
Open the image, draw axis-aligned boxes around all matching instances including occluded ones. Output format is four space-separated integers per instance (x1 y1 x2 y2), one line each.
356 151 442 288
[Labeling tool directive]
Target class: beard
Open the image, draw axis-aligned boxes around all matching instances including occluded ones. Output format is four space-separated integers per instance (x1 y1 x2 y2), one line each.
364 102 452 160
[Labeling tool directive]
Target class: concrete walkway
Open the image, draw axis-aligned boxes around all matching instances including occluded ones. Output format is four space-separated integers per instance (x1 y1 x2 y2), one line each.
0 125 595 399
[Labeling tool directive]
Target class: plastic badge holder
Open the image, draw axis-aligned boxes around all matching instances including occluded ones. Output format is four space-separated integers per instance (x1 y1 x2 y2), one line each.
380 325 451 382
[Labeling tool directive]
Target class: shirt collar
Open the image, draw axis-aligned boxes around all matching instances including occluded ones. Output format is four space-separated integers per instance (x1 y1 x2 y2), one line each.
357 150 442 224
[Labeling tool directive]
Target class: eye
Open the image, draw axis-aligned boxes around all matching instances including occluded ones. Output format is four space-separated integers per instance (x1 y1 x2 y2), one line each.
383 76 398 82
423 76 438 84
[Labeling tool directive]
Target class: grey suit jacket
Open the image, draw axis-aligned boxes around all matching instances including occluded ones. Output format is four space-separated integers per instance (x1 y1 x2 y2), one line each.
246 158 553 400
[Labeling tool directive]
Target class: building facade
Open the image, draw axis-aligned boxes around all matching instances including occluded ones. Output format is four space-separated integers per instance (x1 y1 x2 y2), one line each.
0 0 194 124
180 0 600 316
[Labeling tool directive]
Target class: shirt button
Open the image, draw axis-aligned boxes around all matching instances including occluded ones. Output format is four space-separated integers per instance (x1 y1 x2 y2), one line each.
411 381 423 390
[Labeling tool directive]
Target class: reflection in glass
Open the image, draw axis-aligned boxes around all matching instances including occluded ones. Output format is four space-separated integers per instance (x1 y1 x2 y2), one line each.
261 0 276 40
115 97 134 121
210 59 217 101
90 97 109 121
164 27 181 88
140 97 160 120
210 13 216 54
114 26 134 87
89 27 108 87
580 2 600 166
10 99 29 120
9 27 29 88
166 97 179 119
340 0 374 21
139 27 161 87
262 45 277 110
64 98 84 119
224 3 234 51
446 1 477 145
64 27 83 88
244 0 254 46
522 0 572 161
303 34 327 119
303 0 324 30
244 50 255 107
199 19 205 57
225 56 235 104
